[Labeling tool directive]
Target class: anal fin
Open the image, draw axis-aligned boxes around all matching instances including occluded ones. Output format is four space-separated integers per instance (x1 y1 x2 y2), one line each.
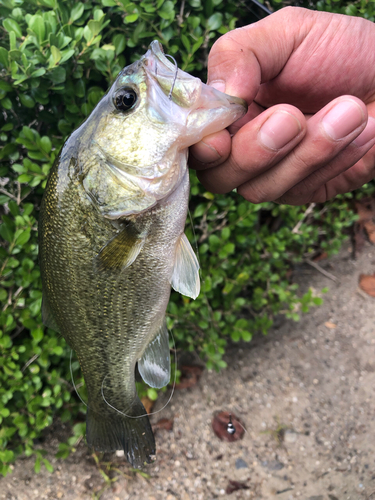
171 233 200 299
138 319 170 389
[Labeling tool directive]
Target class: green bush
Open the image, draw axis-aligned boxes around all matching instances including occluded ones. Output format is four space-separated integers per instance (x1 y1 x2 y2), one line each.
0 0 374 476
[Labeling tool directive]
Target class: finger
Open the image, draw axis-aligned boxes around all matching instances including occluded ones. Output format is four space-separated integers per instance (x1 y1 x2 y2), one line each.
277 122 375 204
206 7 321 101
189 129 232 169
189 102 266 170
324 147 375 199
237 96 369 203
208 8 375 111
194 104 306 192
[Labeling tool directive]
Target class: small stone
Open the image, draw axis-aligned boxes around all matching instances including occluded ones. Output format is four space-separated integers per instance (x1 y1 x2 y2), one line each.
235 458 248 469
308 497 323 500
262 460 284 471
284 430 297 443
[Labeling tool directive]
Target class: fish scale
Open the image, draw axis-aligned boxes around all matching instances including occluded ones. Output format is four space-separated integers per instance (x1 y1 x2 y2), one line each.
39 41 246 467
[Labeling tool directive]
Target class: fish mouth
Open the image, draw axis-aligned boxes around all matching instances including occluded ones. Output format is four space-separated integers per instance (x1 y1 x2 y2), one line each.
147 40 176 73
142 41 247 147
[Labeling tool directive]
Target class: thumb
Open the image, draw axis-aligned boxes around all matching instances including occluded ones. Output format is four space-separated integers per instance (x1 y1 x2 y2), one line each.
206 7 315 103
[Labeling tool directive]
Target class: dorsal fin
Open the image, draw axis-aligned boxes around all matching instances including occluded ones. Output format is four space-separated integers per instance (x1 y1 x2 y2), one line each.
95 222 147 271
171 233 200 299
138 319 170 389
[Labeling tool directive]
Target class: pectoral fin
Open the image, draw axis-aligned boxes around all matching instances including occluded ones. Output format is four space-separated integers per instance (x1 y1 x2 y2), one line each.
41 294 60 333
171 233 200 299
138 319 170 389
96 223 147 271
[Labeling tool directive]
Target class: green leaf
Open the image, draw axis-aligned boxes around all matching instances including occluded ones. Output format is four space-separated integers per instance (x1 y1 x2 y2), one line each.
42 459 54 473
87 20 101 38
16 228 31 246
0 48 9 68
50 46 62 67
0 408 10 418
60 49 75 64
207 12 223 31
29 15 46 43
40 136 52 154
124 14 139 23
32 328 44 342
70 3 85 23
31 68 46 78
49 66 66 84
112 33 126 56
19 94 35 108
0 98 12 110
0 223 13 243
147 388 158 401
3 19 22 38
22 126 35 142
181 34 191 52
0 81 12 92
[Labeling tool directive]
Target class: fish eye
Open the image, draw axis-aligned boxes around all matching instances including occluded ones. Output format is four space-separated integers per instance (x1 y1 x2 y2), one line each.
114 88 138 112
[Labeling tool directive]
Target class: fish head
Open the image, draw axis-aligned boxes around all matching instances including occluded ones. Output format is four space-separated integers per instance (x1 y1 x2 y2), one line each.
95 40 246 157
82 41 247 217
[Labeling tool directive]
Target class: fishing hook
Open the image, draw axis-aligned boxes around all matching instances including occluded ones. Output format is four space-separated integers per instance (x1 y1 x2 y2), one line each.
165 54 178 100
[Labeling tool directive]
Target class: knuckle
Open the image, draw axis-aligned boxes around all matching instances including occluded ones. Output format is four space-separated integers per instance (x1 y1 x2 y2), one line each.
238 183 269 204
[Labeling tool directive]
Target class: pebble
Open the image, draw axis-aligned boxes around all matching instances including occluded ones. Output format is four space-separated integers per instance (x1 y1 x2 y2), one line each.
262 460 284 471
235 458 248 469
284 430 298 443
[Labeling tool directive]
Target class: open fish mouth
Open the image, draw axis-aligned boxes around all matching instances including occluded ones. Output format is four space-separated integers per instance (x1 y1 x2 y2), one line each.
140 41 247 146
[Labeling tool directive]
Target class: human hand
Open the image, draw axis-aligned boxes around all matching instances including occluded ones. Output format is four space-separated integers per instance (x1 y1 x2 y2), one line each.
189 7 375 205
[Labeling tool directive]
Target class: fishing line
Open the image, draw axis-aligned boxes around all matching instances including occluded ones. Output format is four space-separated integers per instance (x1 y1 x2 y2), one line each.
164 54 178 100
101 327 178 419
70 349 88 408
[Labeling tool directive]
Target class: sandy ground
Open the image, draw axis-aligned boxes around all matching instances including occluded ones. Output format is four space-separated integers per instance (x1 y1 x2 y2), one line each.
1 241 375 500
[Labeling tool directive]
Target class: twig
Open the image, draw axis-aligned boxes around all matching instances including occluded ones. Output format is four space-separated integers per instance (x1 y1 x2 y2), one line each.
177 0 185 26
305 259 339 283
22 353 39 372
292 203 316 234
0 187 17 201
16 181 21 205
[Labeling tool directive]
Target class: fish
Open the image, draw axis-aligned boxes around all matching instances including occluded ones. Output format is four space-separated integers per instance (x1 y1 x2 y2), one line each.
38 41 247 468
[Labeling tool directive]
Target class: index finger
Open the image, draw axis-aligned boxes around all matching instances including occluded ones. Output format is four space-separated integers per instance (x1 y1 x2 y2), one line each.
206 7 326 102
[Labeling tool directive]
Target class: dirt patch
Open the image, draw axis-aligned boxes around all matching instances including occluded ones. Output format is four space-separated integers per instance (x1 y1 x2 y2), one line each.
1 241 375 500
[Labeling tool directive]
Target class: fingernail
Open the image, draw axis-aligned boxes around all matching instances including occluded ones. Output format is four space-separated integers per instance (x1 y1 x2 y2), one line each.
354 117 375 146
258 111 301 150
208 80 226 93
190 140 221 163
322 100 364 140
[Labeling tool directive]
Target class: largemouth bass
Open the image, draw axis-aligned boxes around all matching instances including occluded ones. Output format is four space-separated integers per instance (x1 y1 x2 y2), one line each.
39 41 246 468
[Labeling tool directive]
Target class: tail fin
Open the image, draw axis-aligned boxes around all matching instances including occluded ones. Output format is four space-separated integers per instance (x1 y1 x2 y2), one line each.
86 398 155 468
